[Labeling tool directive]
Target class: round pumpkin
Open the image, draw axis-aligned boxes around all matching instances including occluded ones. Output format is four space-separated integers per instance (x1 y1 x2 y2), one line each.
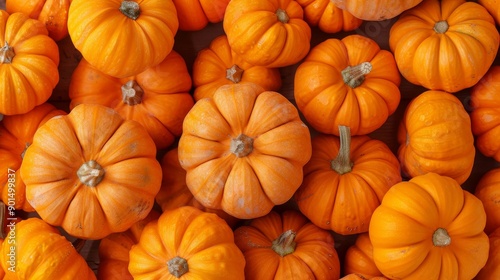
296 0 363 33
476 226 500 280
178 82 312 219
340 274 388 280
6 0 72 41
234 210 341 279
389 0 499 93
67 0 179 78
478 0 500 25
172 0 229 31
0 103 66 212
0 217 96 279
397 90 475 185
470 65 500 162
294 34 401 136
20 103 162 239
331 0 422 21
369 172 489 280
69 50 194 150
344 233 384 278
223 0 311 68
128 205 246 279
0 10 60 116
474 168 500 235
192 34 282 101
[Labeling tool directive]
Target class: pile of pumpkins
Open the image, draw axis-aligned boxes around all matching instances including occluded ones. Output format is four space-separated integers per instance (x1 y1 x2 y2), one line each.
1 0 500 279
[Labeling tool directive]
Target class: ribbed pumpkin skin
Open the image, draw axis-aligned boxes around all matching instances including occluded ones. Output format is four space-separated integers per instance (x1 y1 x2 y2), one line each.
0 10 60 116
474 168 500 235
478 0 500 25
297 0 363 33
389 0 499 93
344 233 384 278
476 226 500 280
172 0 229 31
331 0 422 21
369 173 489 280
340 274 388 280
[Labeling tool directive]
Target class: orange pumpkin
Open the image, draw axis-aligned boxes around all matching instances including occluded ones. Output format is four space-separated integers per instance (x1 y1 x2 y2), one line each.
397 90 475 184
389 0 499 93
478 0 500 25
295 126 402 234
294 34 401 136
223 0 311 68
69 50 194 150
97 210 161 280
172 0 229 31
331 0 423 21
128 206 246 279
369 173 489 280
340 274 388 280
20 103 162 239
192 34 282 101
476 226 500 280
67 0 179 78
234 210 341 279
178 83 312 219
296 0 363 33
0 217 96 279
474 168 500 235
0 103 66 212
470 65 500 162
344 233 384 278
0 10 60 116
6 0 72 41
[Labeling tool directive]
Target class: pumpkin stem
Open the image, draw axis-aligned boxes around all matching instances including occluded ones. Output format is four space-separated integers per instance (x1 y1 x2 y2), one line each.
77 160 105 187
276 8 290 23
271 229 297 257
230 134 254 157
226 64 244 83
331 125 353 174
0 41 15 64
119 0 140 20
20 142 30 159
434 20 449 34
433 228 451 247
167 256 189 278
342 62 372 88
122 80 144 105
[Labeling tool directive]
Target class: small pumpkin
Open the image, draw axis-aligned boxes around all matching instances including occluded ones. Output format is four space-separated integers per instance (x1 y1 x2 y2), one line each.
6 0 72 41
69 50 194 150
178 82 312 219
344 233 384 278
20 103 162 239
128 206 246 279
0 217 96 279
340 274 388 280
192 34 282 101
0 10 60 116
476 226 500 280
369 173 489 280
296 0 363 33
67 0 179 78
330 0 423 21
389 0 499 93
397 90 475 184
234 209 341 279
470 65 500 162
295 126 402 234
223 0 311 68
0 103 66 212
474 168 500 235
478 0 500 26
294 34 401 136
172 0 229 31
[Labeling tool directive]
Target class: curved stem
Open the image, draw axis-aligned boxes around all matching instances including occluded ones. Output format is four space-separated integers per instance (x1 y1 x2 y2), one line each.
434 20 449 34
0 41 15 64
122 80 144 105
77 160 105 187
331 126 353 174
226 64 244 83
119 1 141 20
271 230 297 257
342 62 372 88
168 256 189 278
230 134 254 157
276 8 290 23
433 228 451 247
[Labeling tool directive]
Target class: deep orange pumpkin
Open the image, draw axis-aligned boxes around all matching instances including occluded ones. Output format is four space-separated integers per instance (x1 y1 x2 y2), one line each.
478 0 500 25
296 0 363 33
331 0 423 21
476 226 500 280
340 274 388 280
474 168 500 235
172 0 229 31
344 233 384 278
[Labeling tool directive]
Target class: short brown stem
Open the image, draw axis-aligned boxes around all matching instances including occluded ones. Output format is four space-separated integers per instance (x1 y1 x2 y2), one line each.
226 64 244 83
168 256 189 278
331 125 353 174
122 80 144 105
77 160 105 187
119 1 140 20
434 20 449 34
230 134 254 157
342 62 372 88
276 8 289 23
0 41 15 64
271 230 296 257
433 228 451 247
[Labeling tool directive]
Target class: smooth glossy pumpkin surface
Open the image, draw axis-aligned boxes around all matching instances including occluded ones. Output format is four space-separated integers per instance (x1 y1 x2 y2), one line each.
192 34 282 101
67 0 179 78
172 0 229 31
331 0 422 21
294 34 401 136
234 210 341 279
178 83 312 219
0 10 60 115
476 226 500 280
397 90 475 185
20 103 162 239
295 126 402 234
0 103 66 212
478 0 500 25
128 206 245 279
470 65 500 162
6 0 72 41
389 0 499 93
474 168 500 235
344 233 383 278
297 0 363 33
0 218 96 279
69 50 194 150
369 173 489 280
223 0 311 68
